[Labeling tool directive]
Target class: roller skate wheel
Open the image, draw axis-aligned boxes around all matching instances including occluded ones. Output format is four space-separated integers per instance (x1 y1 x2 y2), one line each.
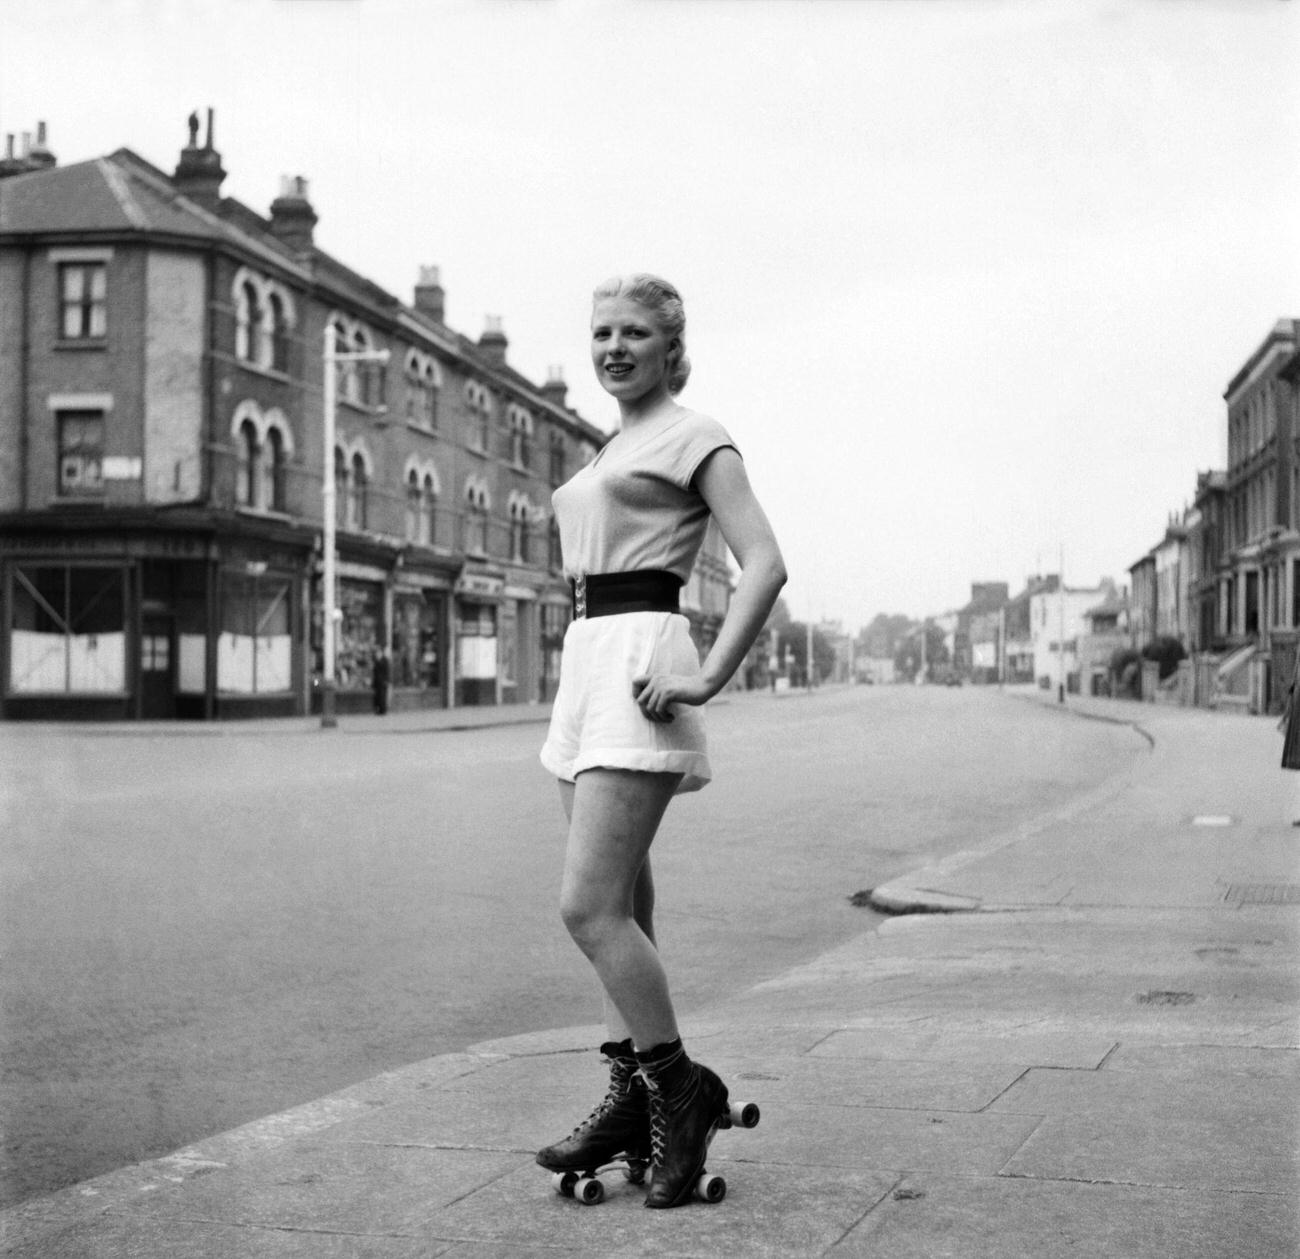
695 1171 727 1203
730 1101 761 1128
552 1170 579 1197
577 1175 605 1205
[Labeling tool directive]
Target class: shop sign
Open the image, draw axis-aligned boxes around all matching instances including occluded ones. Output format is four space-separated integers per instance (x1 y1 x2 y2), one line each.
1 532 211 560
456 572 504 598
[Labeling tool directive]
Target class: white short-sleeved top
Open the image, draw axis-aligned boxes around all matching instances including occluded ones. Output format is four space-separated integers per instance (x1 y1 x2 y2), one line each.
552 409 738 583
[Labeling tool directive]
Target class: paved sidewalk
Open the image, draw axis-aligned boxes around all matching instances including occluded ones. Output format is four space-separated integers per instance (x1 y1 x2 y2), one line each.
3 694 1297 1257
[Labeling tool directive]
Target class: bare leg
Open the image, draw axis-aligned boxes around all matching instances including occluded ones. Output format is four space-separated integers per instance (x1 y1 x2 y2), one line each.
558 769 682 1050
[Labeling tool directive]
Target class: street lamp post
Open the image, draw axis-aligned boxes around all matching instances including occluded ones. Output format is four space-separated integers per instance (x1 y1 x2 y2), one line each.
320 324 389 729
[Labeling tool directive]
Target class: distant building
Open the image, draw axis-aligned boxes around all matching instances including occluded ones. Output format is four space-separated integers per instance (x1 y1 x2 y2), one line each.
1187 470 1227 654
1004 575 1057 684
1030 577 1120 695
952 581 1009 682
1076 584 1130 697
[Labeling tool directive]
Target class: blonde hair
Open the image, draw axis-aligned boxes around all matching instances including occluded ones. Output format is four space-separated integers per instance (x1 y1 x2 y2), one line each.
592 273 692 395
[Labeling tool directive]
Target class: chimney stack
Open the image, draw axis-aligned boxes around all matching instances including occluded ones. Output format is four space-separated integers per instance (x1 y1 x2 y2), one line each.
479 315 508 367
0 121 59 179
269 175 318 254
173 108 226 209
414 265 445 323
541 365 568 409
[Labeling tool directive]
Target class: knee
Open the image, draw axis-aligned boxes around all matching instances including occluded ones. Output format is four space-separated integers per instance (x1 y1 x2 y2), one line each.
559 894 620 957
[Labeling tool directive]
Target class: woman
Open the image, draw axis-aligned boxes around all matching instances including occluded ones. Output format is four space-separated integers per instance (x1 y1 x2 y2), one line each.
536 274 786 1207
1280 675 1300 824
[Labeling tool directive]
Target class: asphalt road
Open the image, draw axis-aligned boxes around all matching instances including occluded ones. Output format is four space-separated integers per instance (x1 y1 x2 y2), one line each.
0 684 1141 1206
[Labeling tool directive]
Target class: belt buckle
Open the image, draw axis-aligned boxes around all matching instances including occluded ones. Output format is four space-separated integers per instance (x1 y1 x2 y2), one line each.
574 575 587 618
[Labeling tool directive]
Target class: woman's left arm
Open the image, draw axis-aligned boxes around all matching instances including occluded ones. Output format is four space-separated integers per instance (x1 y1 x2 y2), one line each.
632 447 787 720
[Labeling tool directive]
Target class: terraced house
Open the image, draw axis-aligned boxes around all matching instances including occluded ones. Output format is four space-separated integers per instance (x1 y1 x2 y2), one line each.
0 116 733 721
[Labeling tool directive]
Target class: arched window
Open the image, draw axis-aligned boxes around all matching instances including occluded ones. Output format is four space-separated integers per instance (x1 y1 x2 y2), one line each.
405 469 422 542
466 382 493 452
236 418 258 505
422 473 438 546
260 427 285 511
465 481 490 555
266 292 289 373
236 281 261 363
508 406 534 470
352 330 371 406
509 495 534 564
404 352 441 429
349 452 368 529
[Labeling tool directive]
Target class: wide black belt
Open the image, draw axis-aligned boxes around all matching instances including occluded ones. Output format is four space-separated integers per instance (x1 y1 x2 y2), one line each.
570 570 682 619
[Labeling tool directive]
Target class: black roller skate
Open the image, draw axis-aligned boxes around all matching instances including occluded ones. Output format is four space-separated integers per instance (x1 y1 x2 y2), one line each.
638 1042 754 1209
536 1041 651 1201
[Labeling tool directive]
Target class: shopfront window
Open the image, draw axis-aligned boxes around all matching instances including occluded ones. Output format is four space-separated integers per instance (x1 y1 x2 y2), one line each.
393 591 442 690
9 564 126 693
218 572 292 694
336 579 383 691
456 602 497 686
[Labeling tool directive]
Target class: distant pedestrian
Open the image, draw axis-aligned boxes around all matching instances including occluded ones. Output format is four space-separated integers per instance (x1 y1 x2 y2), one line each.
1279 675 1300 824
372 649 390 715
534 274 786 1207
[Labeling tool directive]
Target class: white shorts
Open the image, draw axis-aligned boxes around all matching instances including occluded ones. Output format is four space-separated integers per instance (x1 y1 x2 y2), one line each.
539 611 711 794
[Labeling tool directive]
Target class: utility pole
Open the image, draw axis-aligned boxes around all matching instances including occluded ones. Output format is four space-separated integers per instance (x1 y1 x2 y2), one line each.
321 323 389 729
1058 544 1066 704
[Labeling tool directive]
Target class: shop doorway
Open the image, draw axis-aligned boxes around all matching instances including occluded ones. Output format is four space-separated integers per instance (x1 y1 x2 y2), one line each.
140 616 177 719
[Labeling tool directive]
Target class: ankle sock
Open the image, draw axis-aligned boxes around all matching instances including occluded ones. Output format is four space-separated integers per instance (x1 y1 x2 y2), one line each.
635 1037 693 1098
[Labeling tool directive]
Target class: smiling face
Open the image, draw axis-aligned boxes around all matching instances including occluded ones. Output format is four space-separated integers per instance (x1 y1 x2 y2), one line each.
590 296 678 406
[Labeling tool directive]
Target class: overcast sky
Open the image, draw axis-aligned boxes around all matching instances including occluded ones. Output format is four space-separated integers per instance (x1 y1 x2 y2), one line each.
4 0 1298 631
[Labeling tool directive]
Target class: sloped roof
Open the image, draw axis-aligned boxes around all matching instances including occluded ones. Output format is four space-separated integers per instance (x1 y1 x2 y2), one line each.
0 155 213 236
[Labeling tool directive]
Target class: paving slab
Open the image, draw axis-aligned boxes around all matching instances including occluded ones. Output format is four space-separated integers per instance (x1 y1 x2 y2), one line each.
829 1173 1297 1259
991 1066 1299 1192
1 1215 438 1259
128 1142 522 1233
810 1026 1116 1070
423 1161 897 1259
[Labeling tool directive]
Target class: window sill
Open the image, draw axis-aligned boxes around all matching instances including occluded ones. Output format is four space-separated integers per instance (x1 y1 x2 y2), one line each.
235 505 294 523
405 421 442 438
338 399 388 420
235 360 293 384
49 494 108 507
54 339 108 352
5 690 128 699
